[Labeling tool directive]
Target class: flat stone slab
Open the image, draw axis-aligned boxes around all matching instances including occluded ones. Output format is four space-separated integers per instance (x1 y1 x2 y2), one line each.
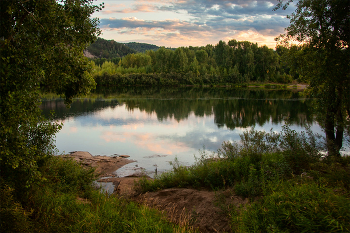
69 151 93 158
61 151 135 178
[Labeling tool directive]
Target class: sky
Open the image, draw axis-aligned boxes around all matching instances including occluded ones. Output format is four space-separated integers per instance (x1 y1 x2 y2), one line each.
92 0 296 49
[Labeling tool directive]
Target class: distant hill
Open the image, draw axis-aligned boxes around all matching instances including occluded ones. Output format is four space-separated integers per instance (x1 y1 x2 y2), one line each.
86 38 137 59
123 42 160 53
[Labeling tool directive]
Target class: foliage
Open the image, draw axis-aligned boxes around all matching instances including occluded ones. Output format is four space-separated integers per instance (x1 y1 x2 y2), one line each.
86 37 137 58
135 126 324 197
124 42 162 53
90 57 121 66
91 39 300 85
121 53 152 68
1 156 194 232
275 0 350 156
135 126 350 232
0 179 33 232
0 0 100 203
232 179 350 232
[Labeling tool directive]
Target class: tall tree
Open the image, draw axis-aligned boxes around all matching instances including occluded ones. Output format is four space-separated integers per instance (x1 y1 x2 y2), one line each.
276 0 350 156
173 47 188 73
0 0 102 192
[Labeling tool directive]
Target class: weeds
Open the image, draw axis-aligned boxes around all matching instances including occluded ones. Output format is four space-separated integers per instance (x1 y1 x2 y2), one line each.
1 156 194 233
135 125 350 232
231 179 350 232
2 125 349 232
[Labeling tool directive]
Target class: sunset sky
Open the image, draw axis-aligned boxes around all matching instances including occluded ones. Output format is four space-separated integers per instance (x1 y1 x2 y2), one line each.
92 0 296 49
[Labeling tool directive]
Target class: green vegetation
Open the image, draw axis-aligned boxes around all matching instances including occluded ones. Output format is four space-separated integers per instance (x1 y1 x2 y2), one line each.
91 41 292 87
276 0 350 157
1 0 100 196
1 0 349 232
1 156 193 232
136 127 350 232
124 42 163 53
0 1 194 231
86 37 137 59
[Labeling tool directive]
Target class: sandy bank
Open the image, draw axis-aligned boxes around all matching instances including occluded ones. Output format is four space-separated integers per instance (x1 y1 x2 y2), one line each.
63 151 248 232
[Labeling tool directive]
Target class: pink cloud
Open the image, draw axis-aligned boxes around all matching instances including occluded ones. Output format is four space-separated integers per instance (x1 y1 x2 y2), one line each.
70 127 78 133
122 123 145 130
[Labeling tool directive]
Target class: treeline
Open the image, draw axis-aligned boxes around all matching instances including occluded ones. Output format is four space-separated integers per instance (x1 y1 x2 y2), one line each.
91 39 299 87
86 39 164 66
124 42 162 53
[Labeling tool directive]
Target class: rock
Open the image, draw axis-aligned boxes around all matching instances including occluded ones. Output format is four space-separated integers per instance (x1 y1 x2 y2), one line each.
70 151 93 158
60 151 135 179
119 155 130 158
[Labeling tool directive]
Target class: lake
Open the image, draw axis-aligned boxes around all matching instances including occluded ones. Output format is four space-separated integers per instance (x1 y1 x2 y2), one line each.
41 87 323 177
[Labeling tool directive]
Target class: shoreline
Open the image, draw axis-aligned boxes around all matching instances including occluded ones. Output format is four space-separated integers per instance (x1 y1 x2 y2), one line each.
60 151 136 178
60 151 147 196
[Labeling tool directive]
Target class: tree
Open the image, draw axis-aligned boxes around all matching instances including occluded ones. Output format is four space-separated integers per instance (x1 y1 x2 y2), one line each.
173 47 188 73
195 49 208 65
155 47 172 73
0 0 102 193
214 40 227 69
275 0 350 156
254 46 279 82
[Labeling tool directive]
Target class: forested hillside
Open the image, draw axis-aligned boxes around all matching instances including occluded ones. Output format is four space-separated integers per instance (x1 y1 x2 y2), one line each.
92 39 297 85
86 37 137 58
124 42 160 53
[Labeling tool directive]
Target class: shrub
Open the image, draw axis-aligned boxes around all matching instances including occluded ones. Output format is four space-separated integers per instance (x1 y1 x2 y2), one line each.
0 179 32 232
15 156 194 233
232 180 350 232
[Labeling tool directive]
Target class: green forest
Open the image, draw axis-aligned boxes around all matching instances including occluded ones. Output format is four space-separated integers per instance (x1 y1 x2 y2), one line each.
1 0 349 232
89 39 297 86
86 37 138 59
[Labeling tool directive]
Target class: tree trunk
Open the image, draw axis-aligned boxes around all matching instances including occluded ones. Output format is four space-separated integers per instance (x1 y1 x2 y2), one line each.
325 85 344 157
325 111 338 157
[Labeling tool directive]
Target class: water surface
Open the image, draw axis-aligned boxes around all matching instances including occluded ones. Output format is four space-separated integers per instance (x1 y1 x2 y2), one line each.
41 87 322 176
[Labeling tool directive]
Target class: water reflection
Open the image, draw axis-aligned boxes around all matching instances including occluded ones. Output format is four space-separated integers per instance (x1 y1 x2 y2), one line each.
41 87 321 176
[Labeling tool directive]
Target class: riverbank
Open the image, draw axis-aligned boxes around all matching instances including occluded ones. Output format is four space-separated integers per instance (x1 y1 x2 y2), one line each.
65 151 248 232
61 151 134 178
3 150 195 233
63 143 350 233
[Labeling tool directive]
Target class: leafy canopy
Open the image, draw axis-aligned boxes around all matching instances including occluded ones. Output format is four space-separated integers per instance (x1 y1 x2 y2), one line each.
0 0 102 191
275 0 350 156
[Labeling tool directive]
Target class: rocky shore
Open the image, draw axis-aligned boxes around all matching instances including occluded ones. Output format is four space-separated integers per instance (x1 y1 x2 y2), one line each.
62 151 246 232
61 151 148 196
62 151 134 178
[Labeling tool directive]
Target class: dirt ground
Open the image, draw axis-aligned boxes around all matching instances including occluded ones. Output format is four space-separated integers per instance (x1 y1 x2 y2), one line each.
136 188 249 232
65 151 248 232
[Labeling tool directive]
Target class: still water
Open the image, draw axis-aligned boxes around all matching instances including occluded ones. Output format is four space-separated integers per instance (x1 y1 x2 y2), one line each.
41 87 323 176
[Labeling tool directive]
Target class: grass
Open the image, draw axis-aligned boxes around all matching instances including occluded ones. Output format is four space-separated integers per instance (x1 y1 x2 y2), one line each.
231 179 350 232
2 126 349 232
135 126 350 232
0 156 195 233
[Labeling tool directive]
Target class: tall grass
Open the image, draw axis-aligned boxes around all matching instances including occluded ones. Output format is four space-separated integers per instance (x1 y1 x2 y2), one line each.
1 156 195 232
136 126 324 196
231 179 350 232
135 125 350 232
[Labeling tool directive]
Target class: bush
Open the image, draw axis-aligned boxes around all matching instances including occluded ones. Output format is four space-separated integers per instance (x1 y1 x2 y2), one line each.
0 179 32 232
232 180 350 232
137 125 324 198
1 156 192 232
